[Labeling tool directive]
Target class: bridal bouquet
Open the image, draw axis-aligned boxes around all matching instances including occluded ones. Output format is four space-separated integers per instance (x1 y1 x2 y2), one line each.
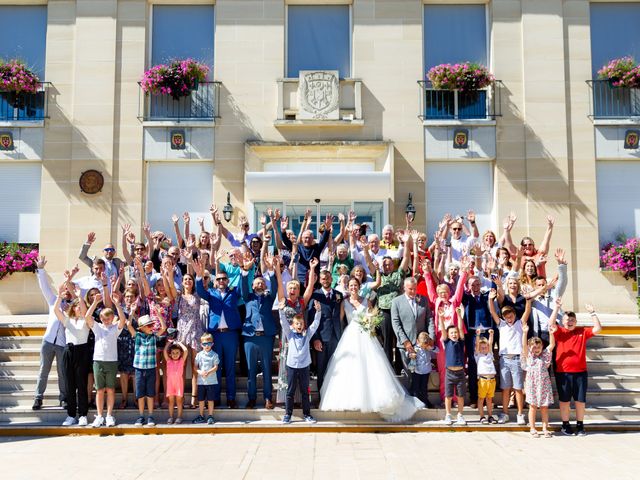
354 308 383 336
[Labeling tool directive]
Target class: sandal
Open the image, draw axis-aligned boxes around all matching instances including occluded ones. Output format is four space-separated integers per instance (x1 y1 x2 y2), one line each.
175 417 183 424
530 429 540 438
543 431 552 438
480 416 488 424
487 416 497 424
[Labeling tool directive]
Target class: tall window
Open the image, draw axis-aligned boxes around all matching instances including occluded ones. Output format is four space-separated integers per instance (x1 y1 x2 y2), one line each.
425 162 493 238
423 4 487 70
287 5 351 77
0 164 41 243
590 3 640 77
0 6 47 77
152 5 215 75
596 162 640 245
146 163 214 235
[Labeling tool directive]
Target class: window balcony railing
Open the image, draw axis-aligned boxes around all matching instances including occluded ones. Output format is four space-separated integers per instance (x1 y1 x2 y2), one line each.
0 83 51 122
137 81 221 122
417 80 502 121
276 77 363 125
587 79 640 119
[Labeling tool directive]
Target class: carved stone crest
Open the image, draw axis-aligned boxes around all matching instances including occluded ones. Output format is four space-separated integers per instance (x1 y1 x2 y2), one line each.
298 70 340 120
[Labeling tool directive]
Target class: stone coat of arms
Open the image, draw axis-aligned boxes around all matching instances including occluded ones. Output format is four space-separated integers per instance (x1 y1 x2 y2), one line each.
297 70 340 120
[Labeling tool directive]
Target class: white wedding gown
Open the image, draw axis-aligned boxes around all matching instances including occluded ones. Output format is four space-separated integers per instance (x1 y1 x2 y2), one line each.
319 300 424 422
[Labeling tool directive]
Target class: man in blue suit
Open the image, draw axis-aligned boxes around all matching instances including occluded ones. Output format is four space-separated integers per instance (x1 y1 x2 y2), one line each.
241 268 278 409
309 258 344 393
193 256 249 409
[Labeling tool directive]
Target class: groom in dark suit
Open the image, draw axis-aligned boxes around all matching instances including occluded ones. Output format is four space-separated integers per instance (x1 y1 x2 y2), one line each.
309 265 344 393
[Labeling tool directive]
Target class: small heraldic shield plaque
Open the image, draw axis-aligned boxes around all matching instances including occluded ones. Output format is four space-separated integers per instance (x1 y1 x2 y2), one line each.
453 128 469 149
0 132 14 151
624 129 640 149
298 70 340 120
170 130 186 150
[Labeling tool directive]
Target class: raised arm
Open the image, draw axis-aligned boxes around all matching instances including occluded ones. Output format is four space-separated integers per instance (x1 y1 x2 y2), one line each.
53 284 68 325
487 289 501 326
171 214 185 248
78 232 95 269
537 215 555 256
85 293 103 330
183 212 191 245
134 257 151 298
521 297 532 325
113 292 127 330
273 255 285 304
521 321 529 357
35 256 56 306
121 225 133 265
501 212 517 256
334 212 347 244
303 257 318 306
467 210 479 239
585 303 602 334
554 248 568 297
456 305 465 340
398 231 412 272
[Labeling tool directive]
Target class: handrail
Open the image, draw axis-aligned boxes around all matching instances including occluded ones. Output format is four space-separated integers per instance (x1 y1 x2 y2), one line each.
138 81 221 122
0 82 51 121
417 80 502 121
586 79 640 119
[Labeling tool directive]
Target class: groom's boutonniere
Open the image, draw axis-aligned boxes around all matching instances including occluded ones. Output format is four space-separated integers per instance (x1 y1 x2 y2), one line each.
335 293 343 303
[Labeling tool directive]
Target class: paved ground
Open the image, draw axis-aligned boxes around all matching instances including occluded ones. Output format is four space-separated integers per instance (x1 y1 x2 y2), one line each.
1 431 640 479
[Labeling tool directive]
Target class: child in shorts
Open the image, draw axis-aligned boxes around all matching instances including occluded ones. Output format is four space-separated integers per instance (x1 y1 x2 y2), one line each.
488 289 530 425
439 307 467 426
410 331 436 408
193 333 219 425
128 313 166 427
85 293 127 428
549 300 602 436
475 328 496 424
163 340 188 424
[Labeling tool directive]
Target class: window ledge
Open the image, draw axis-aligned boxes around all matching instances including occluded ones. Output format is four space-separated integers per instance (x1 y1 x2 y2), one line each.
0 120 45 128
274 119 364 128
141 120 216 128
592 118 640 126
422 119 496 127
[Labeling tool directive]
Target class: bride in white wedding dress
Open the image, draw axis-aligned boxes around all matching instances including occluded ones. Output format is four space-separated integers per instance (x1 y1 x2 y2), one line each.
319 278 424 422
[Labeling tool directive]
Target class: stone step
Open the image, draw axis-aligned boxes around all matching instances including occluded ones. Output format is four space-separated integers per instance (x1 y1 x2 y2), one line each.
587 360 640 375
586 347 640 361
2 405 640 426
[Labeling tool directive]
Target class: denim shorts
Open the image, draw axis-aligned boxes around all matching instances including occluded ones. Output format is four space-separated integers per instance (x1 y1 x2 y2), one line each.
499 355 524 390
135 368 156 399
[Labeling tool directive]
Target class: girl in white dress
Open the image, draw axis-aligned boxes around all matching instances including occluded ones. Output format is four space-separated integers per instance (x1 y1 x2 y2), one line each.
319 277 423 422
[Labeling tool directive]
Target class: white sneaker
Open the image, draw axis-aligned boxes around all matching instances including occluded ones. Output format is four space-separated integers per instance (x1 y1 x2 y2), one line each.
444 414 453 425
78 416 88 426
105 415 116 427
91 415 104 428
456 414 467 426
498 413 509 424
62 416 77 426
516 414 526 425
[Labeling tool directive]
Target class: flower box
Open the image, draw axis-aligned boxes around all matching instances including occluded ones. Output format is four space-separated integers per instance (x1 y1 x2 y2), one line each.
141 58 209 100
597 57 640 88
427 62 494 91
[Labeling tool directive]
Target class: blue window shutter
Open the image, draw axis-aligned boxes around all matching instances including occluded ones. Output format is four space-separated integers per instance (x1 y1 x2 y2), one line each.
590 3 640 77
424 5 487 71
152 5 215 77
0 6 47 78
287 5 351 78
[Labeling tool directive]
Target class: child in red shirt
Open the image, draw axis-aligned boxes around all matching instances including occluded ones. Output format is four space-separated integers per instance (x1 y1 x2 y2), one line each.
549 299 602 436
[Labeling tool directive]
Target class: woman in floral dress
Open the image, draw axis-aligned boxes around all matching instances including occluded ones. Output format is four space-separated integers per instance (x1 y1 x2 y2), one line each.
521 321 557 437
175 273 204 408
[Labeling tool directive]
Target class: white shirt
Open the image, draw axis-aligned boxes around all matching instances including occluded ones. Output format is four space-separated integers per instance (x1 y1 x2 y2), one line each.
64 318 90 345
498 319 523 355
450 235 478 262
73 275 104 299
475 351 497 375
404 294 417 317
91 322 123 361
37 269 67 347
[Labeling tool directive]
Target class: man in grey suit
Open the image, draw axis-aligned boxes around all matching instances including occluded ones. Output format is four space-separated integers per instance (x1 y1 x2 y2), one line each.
391 277 434 370
79 231 125 281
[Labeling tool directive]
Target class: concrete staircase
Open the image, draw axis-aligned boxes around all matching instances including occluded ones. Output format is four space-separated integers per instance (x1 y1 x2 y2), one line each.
1 314 640 432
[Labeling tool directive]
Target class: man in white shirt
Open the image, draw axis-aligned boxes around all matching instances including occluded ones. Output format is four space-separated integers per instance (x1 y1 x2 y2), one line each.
73 259 106 299
443 212 479 262
32 257 71 410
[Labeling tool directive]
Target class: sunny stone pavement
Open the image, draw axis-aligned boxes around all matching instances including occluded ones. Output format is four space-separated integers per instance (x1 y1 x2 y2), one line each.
1 432 639 479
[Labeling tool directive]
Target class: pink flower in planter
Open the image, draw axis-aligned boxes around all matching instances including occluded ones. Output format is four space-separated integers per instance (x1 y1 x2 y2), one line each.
427 62 494 91
0 60 40 94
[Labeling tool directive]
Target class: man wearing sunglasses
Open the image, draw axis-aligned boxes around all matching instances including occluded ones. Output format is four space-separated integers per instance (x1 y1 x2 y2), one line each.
79 231 126 281
440 211 479 262
192 256 250 409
